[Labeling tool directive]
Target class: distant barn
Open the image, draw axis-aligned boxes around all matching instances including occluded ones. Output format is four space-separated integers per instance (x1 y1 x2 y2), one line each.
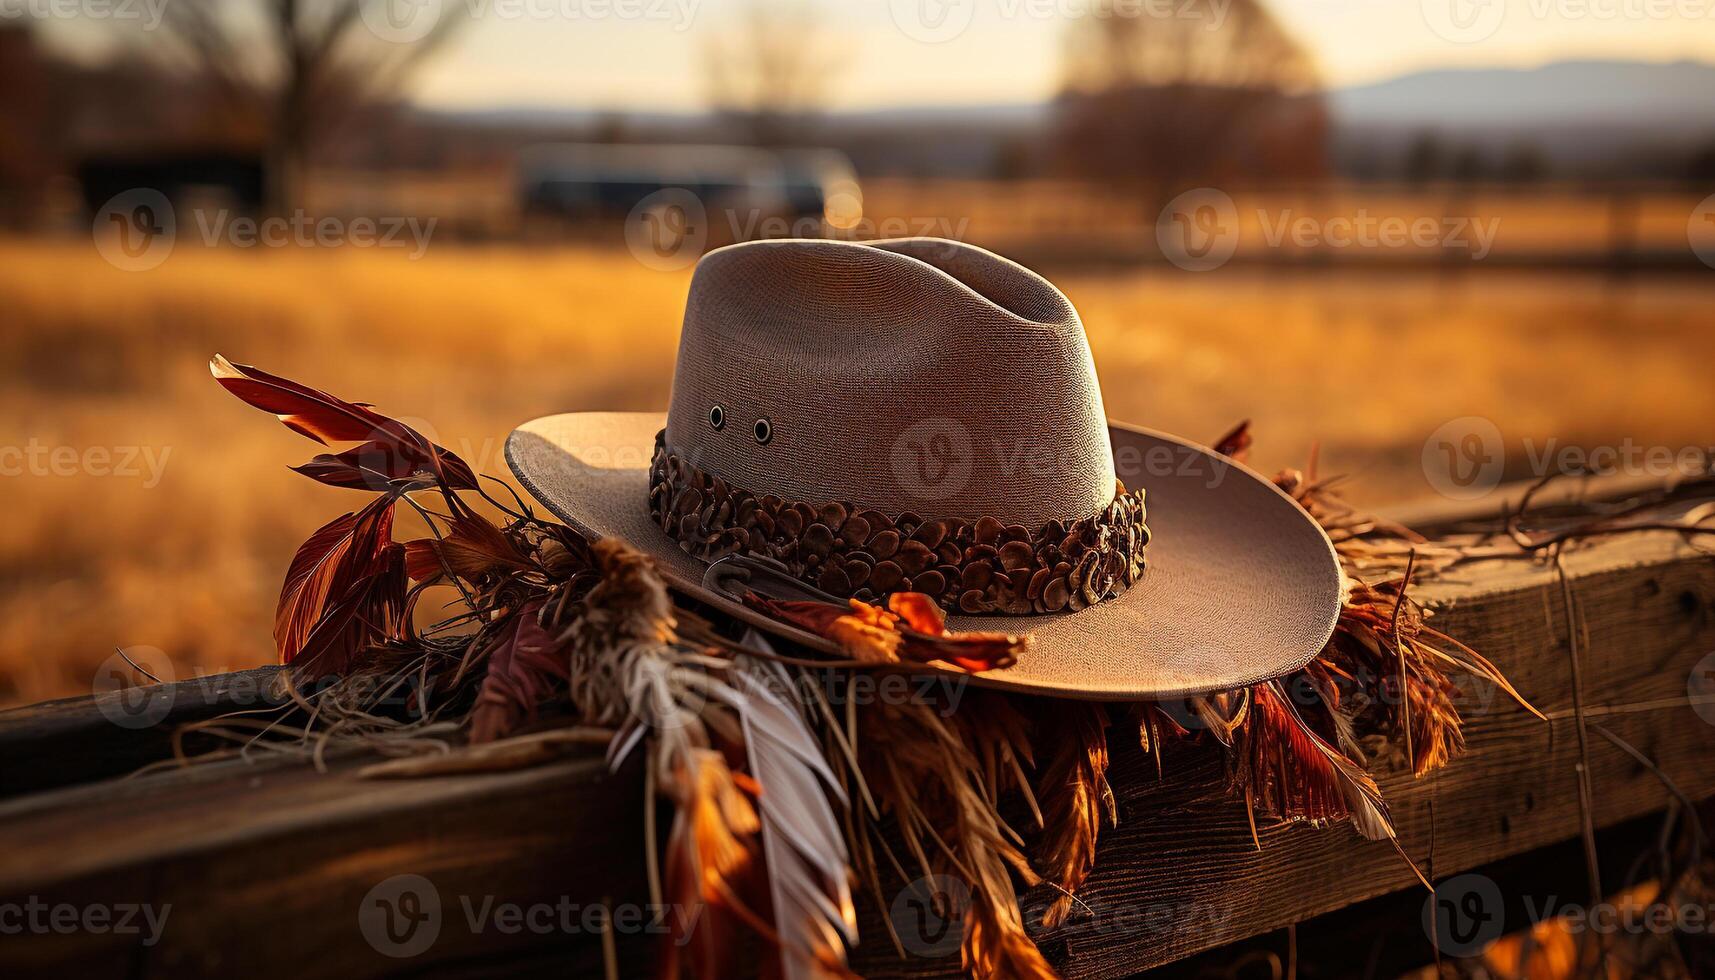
77 151 265 218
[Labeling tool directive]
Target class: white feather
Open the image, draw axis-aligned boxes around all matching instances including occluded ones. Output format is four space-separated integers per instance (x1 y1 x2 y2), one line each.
736 631 857 979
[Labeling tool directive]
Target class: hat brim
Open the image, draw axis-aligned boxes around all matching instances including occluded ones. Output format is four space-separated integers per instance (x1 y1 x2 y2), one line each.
506 413 1343 700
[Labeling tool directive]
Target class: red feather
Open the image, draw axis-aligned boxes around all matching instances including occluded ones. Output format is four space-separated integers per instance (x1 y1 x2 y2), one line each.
291 441 477 492
1213 419 1253 461
211 355 475 490
1238 681 1394 840
289 544 409 679
275 495 396 665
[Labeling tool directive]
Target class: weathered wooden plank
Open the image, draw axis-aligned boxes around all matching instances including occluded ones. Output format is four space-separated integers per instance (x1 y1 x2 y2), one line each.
0 667 283 798
1002 531 1715 978
0 752 649 978
0 528 1709 978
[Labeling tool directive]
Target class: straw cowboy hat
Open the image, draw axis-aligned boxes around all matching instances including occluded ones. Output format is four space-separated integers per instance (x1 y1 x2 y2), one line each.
507 237 1341 699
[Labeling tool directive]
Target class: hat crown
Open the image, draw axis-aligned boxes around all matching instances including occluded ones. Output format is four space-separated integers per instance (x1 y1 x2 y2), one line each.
664 238 1116 524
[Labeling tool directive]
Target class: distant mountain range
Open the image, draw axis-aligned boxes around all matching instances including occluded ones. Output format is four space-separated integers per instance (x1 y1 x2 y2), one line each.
440 102 1049 132
1325 60 1715 178
1329 59 1715 130
436 59 1715 180
452 59 1715 134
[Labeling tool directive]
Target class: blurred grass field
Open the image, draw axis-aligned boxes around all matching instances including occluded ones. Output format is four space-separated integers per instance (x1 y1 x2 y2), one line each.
2 238 1712 706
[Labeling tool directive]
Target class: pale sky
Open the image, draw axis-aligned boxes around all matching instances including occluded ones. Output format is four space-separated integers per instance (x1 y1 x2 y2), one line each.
409 0 1715 110
38 0 1715 111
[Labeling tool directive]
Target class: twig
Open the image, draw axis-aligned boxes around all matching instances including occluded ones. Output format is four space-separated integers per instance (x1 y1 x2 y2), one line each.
1505 470 1715 552
1551 544 1608 975
114 647 163 684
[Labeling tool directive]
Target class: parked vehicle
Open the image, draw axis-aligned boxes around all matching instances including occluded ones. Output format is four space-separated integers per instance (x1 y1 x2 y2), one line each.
518 143 861 242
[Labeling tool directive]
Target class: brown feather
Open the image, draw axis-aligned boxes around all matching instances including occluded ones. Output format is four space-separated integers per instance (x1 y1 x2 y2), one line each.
469 600 570 743
404 509 533 585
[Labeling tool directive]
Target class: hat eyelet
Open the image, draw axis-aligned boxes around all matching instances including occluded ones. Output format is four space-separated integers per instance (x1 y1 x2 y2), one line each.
708 405 725 431
753 418 772 446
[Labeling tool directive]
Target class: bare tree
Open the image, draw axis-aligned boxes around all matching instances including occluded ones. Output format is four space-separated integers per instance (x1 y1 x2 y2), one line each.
134 1 464 213
1055 0 1327 202
702 1 840 147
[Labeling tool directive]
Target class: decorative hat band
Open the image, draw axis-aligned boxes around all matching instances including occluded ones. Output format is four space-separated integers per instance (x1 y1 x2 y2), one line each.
647 431 1149 615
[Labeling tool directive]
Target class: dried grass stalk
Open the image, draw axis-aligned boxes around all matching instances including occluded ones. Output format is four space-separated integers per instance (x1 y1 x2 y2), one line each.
1032 703 1114 928
1320 575 1542 777
857 697 1055 979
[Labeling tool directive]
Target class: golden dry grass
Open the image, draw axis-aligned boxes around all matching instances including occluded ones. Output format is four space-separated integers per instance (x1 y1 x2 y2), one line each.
1 238 1710 706
860 179 1711 259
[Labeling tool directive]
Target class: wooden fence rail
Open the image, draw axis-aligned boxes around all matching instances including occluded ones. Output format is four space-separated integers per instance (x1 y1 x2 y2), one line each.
1 495 1712 978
